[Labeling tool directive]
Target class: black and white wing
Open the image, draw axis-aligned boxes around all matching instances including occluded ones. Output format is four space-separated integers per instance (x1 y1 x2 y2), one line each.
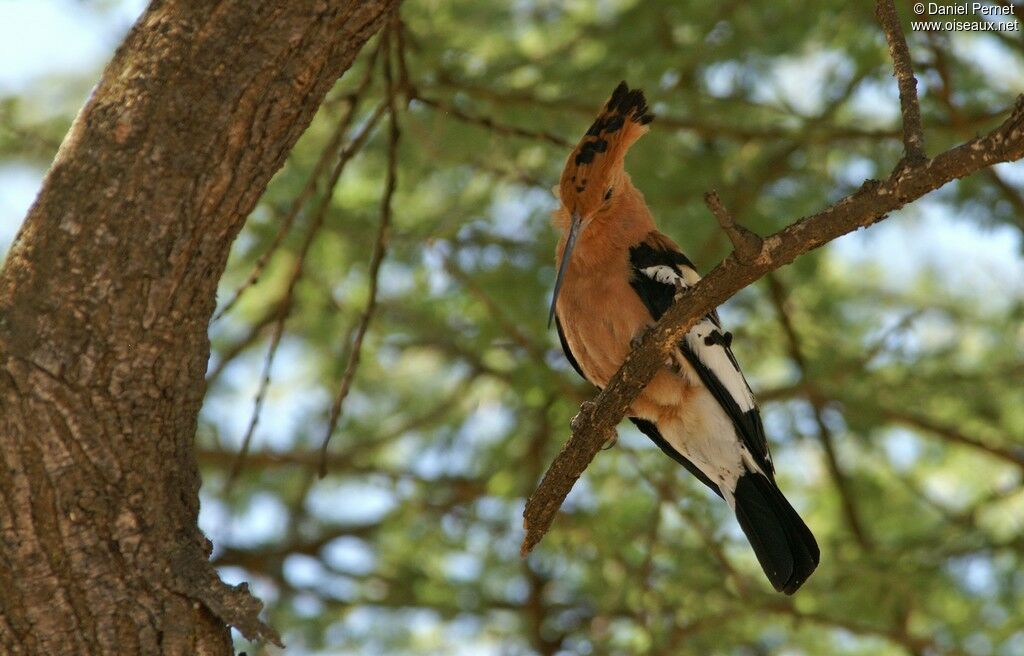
631 236 820 593
627 234 774 479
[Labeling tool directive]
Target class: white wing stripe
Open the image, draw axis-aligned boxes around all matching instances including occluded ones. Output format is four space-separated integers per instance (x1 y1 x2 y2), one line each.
684 318 755 412
641 265 679 285
641 264 701 288
640 265 755 413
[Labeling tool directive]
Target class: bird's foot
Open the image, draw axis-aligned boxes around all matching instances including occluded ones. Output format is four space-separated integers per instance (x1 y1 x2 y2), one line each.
673 279 690 302
630 325 653 351
569 401 597 432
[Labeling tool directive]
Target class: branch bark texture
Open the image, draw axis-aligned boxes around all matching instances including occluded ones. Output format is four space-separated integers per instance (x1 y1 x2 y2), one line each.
0 1 397 653
876 0 927 163
522 96 1024 556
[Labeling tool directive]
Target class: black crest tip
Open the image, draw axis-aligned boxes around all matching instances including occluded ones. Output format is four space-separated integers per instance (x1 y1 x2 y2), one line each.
606 81 630 110
604 82 654 127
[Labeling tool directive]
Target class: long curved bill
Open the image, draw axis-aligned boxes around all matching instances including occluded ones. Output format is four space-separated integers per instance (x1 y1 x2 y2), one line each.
548 212 583 328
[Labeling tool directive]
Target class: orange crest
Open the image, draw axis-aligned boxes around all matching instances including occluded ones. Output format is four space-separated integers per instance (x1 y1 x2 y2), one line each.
558 81 654 213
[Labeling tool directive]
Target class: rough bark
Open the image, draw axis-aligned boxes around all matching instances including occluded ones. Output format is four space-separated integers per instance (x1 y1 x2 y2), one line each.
0 1 397 654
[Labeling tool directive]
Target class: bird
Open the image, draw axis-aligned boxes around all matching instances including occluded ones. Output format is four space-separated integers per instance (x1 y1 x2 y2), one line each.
549 81 819 594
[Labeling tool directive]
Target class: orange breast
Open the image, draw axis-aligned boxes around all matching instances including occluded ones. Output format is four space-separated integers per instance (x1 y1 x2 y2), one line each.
557 258 645 387
556 246 693 419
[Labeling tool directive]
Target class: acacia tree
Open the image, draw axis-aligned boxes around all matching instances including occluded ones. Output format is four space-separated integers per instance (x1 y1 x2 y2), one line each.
0 2 396 653
2 1 1024 655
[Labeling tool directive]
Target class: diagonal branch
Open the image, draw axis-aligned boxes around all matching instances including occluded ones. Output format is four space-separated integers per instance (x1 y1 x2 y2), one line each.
927 32 1024 238
411 93 573 148
881 408 1024 470
876 0 926 164
765 273 872 551
317 37 402 477
225 100 389 491
521 96 1024 556
704 191 763 264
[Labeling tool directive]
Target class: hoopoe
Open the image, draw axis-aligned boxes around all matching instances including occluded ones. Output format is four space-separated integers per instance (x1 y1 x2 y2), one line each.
549 82 819 594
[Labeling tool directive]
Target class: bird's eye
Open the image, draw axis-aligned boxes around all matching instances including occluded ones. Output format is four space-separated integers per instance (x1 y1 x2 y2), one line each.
604 187 613 201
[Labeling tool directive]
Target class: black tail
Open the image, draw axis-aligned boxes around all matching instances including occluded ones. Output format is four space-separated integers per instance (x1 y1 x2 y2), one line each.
733 472 819 594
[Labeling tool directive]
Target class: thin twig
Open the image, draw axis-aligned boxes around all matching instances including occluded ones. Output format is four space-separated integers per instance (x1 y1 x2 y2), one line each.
391 11 412 98
411 93 573 148
881 408 1024 470
521 96 1024 556
431 75 1001 144
761 602 944 655
766 273 872 551
927 33 1024 237
225 101 389 491
318 40 401 478
206 300 285 386
703 191 763 264
694 142 801 265
876 0 926 164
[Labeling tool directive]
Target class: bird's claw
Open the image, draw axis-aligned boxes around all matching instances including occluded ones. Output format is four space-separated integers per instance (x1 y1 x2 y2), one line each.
570 401 597 432
673 279 689 302
630 325 653 351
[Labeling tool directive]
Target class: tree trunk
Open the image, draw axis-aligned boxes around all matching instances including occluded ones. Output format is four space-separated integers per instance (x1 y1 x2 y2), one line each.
0 1 397 653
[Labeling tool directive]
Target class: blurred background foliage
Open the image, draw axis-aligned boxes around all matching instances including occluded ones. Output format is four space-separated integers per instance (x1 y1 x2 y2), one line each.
2 1 1024 654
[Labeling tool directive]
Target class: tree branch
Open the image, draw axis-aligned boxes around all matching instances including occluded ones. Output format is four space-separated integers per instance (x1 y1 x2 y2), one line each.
318 39 401 476
881 408 1024 470
521 95 1024 557
410 92 573 148
0 1 399 649
703 191 763 264
876 0 926 164
226 100 388 491
765 274 872 551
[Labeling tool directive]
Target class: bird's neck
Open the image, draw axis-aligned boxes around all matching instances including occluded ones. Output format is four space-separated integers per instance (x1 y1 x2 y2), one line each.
564 192 655 272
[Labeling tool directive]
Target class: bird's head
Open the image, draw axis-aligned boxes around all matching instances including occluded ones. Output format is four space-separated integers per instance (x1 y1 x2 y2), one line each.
549 81 654 325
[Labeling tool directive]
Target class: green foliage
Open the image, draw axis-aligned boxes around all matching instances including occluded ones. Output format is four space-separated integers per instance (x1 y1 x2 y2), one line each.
2 1 1024 654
